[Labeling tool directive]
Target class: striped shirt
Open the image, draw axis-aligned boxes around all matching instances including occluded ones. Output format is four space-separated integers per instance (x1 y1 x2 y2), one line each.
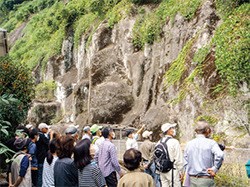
95 138 122 177
78 163 106 187
42 156 58 187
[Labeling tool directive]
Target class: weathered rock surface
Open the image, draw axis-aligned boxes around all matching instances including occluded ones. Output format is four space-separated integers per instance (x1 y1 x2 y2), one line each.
27 1 250 147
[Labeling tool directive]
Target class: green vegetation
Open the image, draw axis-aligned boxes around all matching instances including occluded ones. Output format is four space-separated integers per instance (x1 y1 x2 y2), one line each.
132 0 203 49
35 79 57 99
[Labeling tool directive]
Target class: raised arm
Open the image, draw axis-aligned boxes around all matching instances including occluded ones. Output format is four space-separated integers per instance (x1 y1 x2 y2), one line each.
136 125 145 135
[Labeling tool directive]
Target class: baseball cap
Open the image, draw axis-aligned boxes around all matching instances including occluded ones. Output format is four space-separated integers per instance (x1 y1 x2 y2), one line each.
126 130 134 137
90 124 103 134
14 137 28 150
38 123 50 130
65 125 80 135
83 126 91 132
161 123 177 133
142 130 153 138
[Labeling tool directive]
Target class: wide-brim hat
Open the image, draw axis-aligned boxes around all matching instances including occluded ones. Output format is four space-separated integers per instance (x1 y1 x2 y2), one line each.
142 130 153 138
38 123 51 130
161 123 177 133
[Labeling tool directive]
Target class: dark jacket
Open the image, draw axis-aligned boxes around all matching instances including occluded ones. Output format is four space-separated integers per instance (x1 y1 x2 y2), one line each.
36 132 49 164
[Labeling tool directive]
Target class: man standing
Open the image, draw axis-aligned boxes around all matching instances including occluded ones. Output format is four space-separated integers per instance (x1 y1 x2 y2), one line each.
8 137 31 187
82 125 91 140
140 130 160 187
184 119 224 187
95 127 123 187
126 125 145 150
36 123 53 187
156 123 183 187
90 124 102 143
65 125 80 142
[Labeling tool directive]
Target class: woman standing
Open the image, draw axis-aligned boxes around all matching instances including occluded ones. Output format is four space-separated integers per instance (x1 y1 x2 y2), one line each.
74 139 106 187
42 138 58 187
54 135 78 186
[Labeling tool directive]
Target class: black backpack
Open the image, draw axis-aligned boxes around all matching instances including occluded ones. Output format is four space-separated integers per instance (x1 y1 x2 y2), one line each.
154 137 175 172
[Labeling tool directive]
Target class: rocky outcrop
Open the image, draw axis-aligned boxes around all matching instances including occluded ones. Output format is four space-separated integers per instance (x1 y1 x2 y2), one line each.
28 1 250 147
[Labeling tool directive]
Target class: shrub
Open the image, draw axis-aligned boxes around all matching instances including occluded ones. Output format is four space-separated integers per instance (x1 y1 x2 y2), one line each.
0 56 35 108
35 79 57 99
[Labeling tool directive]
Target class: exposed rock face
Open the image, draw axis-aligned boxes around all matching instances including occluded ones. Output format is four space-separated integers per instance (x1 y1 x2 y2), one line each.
28 1 250 146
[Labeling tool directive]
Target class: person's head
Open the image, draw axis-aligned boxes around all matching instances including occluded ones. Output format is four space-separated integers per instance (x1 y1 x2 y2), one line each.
14 137 29 152
142 130 153 140
126 130 134 139
38 123 50 134
90 124 102 137
53 131 61 139
83 126 91 135
16 126 29 138
195 119 210 136
29 128 38 141
47 138 57 165
123 148 142 171
65 125 79 142
101 127 115 139
56 135 75 159
161 123 177 137
74 139 92 170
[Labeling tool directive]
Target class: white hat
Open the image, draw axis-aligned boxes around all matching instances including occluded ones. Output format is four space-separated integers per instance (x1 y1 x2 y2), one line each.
142 130 153 138
38 123 51 130
26 124 33 129
161 123 177 133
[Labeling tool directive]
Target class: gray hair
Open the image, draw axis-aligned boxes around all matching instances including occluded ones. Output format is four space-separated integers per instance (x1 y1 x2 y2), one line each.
196 119 210 134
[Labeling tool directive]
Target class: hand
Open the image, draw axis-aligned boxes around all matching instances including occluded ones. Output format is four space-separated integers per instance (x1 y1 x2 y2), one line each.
206 168 216 176
120 173 124 178
144 164 149 169
179 174 184 181
49 130 53 136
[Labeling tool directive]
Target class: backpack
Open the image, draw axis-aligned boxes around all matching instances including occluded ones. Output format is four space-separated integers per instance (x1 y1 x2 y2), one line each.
154 137 175 173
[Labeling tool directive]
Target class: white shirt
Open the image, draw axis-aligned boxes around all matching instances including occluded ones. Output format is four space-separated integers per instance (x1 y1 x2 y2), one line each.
82 133 91 140
95 137 105 148
126 137 138 150
156 135 183 174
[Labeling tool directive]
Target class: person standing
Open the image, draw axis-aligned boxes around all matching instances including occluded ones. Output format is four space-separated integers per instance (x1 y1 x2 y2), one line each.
95 127 123 187
42 138 58 187
184 119 224 187
91 124 103 143
36 123 53 187
140 130 160 187
118 148 156 187
8 137 32 187
82 125 92 140
156 123 184 187
126 125 145 150
54 135 78 186
74 138 106 187
27 129 38 186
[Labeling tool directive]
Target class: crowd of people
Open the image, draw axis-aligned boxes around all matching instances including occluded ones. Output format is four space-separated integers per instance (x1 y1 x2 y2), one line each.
5 119 225 187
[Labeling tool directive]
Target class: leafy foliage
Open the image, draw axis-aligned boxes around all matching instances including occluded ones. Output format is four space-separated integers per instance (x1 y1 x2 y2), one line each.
36 79 57 99
132 0 203 49
0 56 35 107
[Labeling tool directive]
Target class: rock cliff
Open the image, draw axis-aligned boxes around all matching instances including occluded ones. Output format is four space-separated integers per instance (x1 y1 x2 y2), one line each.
27 1 250 147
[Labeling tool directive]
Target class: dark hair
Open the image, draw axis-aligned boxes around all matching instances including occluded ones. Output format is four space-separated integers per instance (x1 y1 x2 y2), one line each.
123 148 142 171
53 131 60 139
102 127 112 138
29 129 38 139
92 132 97 136
74 139 92 170
47 138 57 165
16 126 29 137
56 135 75 159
